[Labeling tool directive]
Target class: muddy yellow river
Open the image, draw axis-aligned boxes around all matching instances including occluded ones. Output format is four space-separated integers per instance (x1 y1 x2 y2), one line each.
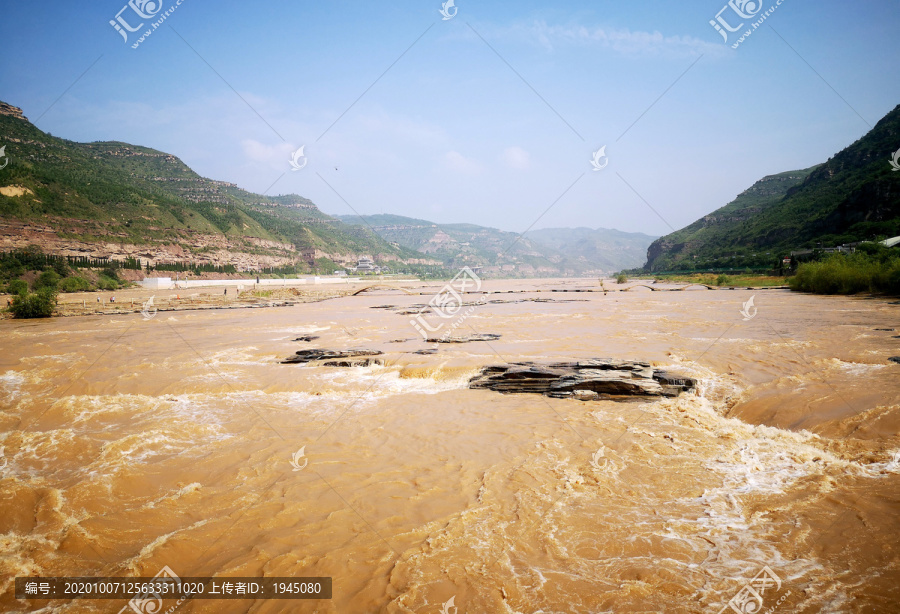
1 279 898 613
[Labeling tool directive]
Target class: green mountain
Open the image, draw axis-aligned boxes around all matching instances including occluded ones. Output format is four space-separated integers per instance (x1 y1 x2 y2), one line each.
0 100 414 269
336 214 652 276
335 213 560 274
644 104 900 271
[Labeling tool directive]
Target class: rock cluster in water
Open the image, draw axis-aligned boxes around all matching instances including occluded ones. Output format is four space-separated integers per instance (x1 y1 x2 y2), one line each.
282 349 383 367
427 333 501 344
468 359 696 399
293 335 321 342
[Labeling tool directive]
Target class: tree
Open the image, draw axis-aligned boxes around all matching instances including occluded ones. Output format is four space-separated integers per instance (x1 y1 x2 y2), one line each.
7 279 28 295
35 270 61 291
10 288 57 318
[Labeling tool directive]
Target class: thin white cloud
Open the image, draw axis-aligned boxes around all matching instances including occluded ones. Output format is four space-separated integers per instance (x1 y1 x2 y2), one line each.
241 139 297 170
504 20 725 58
443 150 482 175
501 146 530 170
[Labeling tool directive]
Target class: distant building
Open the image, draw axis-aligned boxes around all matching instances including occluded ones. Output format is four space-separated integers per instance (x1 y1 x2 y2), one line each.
353 256 380 274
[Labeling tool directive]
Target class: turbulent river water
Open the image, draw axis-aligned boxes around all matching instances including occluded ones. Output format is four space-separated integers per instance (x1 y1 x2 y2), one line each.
1 278 899 613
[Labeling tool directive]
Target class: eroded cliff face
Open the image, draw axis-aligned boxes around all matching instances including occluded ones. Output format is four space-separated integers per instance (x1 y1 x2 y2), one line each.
0 218 301 272
0 102 27 121
0 218 422 274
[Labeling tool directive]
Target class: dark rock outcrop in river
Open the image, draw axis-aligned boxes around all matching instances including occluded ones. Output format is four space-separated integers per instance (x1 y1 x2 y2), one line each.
469 359 696 399
427 333 501 343
283 349 383 366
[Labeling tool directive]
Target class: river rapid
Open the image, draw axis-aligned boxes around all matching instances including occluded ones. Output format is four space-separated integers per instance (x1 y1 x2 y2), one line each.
1 278 898 613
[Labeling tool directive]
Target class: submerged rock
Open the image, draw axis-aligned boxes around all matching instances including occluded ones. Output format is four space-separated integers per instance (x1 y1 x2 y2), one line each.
427 333 501 343
321 357 384 367
889 357 900 364
468 359 696 399
293 335 320 342
282 348 383 366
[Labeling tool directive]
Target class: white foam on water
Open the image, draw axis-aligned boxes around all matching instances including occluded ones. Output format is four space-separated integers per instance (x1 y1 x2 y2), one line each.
314 365 473 396
141 482 203 510
122 518 210 575
0 370 26 400
827 358 889 375
269 325 332 340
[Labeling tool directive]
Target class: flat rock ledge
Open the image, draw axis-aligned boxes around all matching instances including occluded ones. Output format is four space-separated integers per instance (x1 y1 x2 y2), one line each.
468 359 697 399
283 349 383 367
427 333 501 344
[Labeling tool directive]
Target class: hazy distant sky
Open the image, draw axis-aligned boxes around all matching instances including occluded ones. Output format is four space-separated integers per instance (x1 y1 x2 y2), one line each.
2 0 898 235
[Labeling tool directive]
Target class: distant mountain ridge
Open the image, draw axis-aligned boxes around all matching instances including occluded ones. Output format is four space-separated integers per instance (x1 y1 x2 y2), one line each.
0 100 415 271
337 214 656 275
0 98 663 277
644 104 900 271
524 227 657 273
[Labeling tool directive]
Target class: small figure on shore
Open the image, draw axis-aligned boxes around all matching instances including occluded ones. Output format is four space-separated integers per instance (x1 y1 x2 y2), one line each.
110 296 116 303
96 296 101 303
224 288 227 295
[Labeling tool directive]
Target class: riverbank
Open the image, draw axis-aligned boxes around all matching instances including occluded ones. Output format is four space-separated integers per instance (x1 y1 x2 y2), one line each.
0 283 405 319
631 272 790 288
2 278 797 319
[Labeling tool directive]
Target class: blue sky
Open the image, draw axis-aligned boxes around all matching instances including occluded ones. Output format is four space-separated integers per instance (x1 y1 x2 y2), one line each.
1 0 899 236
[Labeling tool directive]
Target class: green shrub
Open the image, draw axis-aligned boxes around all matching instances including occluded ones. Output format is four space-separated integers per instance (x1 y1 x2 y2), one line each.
716 274 731 286
616 274 628 284
35 270 61 291
59 276 92 292
10 289 57 318
7 279 28 295
789 252 899 294
97 275 120 290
